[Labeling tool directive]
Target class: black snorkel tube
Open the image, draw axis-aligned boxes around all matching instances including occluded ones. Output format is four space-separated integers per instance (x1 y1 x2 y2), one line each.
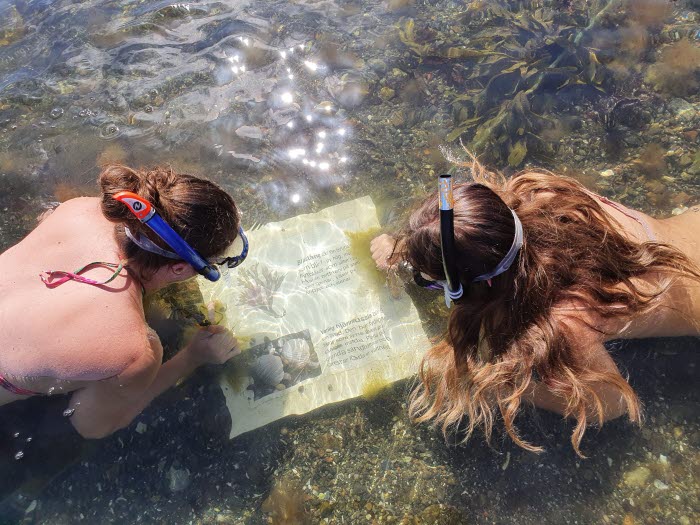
438 174 464 307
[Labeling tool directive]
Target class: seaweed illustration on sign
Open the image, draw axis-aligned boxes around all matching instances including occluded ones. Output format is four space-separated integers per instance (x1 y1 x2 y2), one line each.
237 262 286 318
397 1 631 167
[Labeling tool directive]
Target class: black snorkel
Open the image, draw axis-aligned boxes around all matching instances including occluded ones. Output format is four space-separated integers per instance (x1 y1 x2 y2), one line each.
438 174 464 307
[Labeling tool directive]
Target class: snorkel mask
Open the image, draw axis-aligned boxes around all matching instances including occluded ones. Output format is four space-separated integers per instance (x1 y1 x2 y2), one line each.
114 191 248 282
412 174 523 307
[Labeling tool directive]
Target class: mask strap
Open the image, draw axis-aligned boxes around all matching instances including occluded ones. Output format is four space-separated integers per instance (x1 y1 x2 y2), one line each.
124 226 180 259
473 208 523 283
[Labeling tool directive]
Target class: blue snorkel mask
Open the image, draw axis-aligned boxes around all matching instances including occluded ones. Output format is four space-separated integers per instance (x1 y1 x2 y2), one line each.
412 174 523 307
114 191 248 282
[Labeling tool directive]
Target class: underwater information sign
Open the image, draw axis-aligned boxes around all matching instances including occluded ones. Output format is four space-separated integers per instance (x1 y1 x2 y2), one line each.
200 196 430 438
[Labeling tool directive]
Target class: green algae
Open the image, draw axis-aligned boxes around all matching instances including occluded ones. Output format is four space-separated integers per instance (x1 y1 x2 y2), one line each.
360 368 391 400
345 227 385 291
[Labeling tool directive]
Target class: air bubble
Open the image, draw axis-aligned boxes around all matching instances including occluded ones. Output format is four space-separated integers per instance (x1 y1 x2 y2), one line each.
99 123 120 139
49 108 64 120
63 408 75 417
14 451 24 460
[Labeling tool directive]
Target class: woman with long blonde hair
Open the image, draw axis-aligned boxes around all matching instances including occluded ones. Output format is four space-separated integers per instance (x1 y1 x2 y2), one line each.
371 159 700 455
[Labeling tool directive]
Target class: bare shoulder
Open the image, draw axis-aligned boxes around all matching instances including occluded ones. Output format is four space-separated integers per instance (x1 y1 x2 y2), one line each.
55 196 101 211
48 197 102 222
25 197 104 242
115 326 163 383
81 315 163 381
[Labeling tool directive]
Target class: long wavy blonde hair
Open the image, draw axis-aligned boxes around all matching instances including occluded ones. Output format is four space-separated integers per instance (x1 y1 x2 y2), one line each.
399 158 700 455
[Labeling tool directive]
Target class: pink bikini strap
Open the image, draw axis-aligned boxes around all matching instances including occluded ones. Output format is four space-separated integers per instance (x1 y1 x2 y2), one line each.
584 189 656 241
0 374 40 396
40 261 125 288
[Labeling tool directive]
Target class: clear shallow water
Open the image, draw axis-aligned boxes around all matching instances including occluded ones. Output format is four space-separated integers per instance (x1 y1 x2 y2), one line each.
0 0 698 523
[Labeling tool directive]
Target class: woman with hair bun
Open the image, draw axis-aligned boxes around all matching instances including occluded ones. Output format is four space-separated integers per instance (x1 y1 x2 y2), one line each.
0 165 247 438
372 158 700 455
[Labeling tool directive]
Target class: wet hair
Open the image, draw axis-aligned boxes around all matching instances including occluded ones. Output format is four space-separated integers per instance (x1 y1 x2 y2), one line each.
99 164 240 280
400 158 700 456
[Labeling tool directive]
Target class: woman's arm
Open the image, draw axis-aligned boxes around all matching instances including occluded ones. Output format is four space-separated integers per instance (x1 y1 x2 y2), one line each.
68 325 239 439
525 341 630 423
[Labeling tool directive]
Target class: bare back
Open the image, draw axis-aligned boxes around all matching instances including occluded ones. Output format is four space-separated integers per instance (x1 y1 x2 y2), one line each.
0 198 153 402
562 199 700 341
527 199 700 422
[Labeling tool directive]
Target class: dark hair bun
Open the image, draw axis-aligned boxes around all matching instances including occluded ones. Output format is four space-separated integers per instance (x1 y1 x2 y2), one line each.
99 164 181 226
97 164 240 275
99 164 145 226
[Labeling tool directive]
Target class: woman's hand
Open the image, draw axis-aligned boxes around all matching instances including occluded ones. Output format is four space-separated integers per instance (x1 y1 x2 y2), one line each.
370 234 397 271
186 324 240 366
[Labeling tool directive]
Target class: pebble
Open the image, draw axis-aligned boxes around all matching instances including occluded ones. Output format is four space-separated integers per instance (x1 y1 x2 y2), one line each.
167 465 191 492
135 422 148 434
623 466 651 488
671 206 688 215
683 130 698 141
379 87 395 101
600 169 615 178
235 126 263 140
668 98 696 122
368 59 387 74
653 479 669 490
679 153 693 166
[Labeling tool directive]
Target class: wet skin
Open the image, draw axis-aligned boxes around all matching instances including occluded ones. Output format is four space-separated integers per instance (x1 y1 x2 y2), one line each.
0 198 239 437
371 196 700 421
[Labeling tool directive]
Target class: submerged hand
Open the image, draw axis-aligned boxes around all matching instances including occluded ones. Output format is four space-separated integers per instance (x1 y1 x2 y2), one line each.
187 324 240 365
370 234 397 271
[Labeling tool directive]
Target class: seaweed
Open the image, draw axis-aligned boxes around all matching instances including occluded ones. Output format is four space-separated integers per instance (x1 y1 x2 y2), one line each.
634 142 667 179
397 1 637 166
645 39 700 97
261 479 310 525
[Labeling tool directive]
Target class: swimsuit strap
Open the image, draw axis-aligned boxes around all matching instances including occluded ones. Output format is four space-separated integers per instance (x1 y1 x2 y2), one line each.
0 374 40 396
40 261 126 288
584 190 657 241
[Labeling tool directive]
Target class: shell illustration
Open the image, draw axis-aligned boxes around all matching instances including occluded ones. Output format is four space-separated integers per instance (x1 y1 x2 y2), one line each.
250 354 285 386
280 339 311 369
